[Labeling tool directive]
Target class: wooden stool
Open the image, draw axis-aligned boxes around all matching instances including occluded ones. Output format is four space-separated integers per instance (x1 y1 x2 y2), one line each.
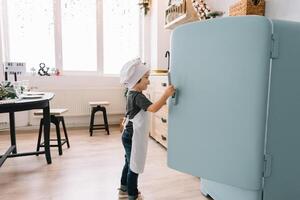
34 108 70 155
89 101 110 136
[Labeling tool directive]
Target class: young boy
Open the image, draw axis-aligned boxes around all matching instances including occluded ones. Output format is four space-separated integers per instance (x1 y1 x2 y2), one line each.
119 58 175 200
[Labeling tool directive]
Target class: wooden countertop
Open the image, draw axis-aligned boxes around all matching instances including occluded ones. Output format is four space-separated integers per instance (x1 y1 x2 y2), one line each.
151 69 168 76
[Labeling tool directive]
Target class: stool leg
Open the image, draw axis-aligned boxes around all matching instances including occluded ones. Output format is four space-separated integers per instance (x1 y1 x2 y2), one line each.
102 107 110 135
36 118 44 155
61 117 70 148
52 116 63 156
89 107 96 136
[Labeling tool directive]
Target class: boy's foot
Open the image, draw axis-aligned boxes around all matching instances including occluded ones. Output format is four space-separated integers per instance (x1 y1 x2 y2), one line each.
128 192 143 200
136 193 144 200
118 188 128 199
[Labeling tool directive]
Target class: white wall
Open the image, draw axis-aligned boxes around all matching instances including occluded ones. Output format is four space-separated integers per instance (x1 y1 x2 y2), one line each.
149 0 171 70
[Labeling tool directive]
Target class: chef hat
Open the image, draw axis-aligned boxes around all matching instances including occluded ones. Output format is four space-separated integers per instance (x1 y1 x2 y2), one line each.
120 58 150 89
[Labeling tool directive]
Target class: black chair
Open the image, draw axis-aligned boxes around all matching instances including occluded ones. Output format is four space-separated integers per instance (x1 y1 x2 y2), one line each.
35 108 70 155
89 101 110 136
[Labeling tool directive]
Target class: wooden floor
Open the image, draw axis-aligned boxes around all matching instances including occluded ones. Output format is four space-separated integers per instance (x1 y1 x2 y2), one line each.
0 126 209 200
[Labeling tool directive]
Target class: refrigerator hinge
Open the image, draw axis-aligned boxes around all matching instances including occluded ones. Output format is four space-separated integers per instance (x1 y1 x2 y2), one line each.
270 33 279 59
263 154 272 178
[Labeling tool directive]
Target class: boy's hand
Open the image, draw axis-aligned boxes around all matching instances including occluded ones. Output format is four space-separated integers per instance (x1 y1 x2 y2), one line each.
164 85 176 97
148 85 176 113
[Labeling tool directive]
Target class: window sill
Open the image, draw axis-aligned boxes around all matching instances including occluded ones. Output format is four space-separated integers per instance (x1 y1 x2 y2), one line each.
22 72 120 78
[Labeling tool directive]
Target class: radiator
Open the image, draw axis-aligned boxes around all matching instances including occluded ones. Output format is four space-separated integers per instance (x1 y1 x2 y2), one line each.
35 87 126 117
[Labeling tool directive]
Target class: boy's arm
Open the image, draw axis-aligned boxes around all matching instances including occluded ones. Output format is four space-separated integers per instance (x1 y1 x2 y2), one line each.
147 85 175 113
147 93 169 113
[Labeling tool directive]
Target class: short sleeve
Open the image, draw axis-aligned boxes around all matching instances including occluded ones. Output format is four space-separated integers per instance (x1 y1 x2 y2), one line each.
135 93 152 111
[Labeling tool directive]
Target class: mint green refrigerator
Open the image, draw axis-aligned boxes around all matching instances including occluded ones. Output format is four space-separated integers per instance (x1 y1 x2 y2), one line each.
167 16 300 200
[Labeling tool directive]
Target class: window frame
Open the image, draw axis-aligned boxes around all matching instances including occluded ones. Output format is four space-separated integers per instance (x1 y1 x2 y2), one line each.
0 0 141 77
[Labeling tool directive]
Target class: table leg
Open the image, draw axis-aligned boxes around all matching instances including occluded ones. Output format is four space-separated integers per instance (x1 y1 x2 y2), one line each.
9 112 17 154
43 105 52 164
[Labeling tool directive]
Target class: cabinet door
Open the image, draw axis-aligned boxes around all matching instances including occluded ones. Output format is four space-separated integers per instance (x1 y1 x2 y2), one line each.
167 16 272 190
152 105 168 147
149 75 169 148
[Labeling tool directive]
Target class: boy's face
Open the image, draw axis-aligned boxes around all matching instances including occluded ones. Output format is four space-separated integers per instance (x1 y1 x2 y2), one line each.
134 71 150 91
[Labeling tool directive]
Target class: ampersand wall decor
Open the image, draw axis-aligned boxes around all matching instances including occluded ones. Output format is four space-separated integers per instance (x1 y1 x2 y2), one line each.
38 63 50 76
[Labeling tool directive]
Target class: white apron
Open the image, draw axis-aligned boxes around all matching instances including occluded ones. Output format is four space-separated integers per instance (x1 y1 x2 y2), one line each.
123 110 150 174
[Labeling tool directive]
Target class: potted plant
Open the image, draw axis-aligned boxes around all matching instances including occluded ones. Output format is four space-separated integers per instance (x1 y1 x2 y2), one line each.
0 82 17 100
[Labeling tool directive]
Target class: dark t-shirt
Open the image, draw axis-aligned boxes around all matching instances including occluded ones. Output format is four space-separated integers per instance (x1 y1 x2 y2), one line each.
125 90 152 132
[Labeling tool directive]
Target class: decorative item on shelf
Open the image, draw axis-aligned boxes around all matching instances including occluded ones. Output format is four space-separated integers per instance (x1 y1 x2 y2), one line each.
38 63 50 76
206 11 224 18
165 0 224 30
50 67 56 75
30 67 36 76
229 0 265 16
55 69 60 76
138 0 150 15
49 67 60 76
192 0 224 19
192 0 210 19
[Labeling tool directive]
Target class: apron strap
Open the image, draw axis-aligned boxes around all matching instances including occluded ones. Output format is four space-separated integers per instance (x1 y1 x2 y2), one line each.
121 115 131 133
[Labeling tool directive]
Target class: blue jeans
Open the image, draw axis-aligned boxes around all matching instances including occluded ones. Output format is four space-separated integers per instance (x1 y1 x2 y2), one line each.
121 128 139 198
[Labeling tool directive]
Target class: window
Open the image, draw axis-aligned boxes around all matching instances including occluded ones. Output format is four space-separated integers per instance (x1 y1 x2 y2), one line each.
61 0 97 71
6 0 55 72
103 0 140 74
1 0 140 75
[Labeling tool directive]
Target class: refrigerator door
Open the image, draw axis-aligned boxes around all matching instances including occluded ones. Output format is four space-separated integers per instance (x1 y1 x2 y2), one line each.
263 20 300 200
167 16 272 190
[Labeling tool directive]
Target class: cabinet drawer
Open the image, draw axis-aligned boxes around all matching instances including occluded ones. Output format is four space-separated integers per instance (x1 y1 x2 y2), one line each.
152 128 168 148
150 76 168 92
153 115 168 133
154 105 168 119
